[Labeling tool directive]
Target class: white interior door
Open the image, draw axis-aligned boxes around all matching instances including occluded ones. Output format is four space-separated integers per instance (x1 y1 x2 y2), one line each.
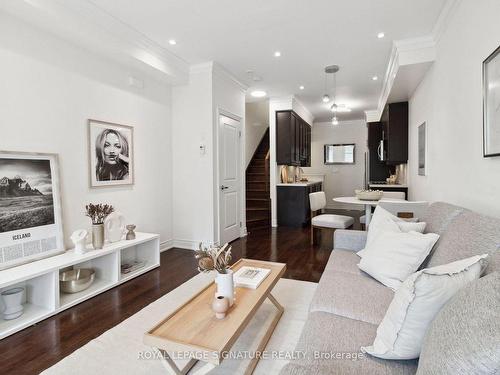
219 115 241 244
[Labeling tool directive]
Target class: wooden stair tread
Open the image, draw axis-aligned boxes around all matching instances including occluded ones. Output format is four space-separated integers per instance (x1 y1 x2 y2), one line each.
246 217 271 223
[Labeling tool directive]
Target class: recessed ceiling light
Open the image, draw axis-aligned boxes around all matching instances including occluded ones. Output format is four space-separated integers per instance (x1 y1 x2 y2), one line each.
372 76 379 81
322 94 330 103
332 116 339 126
377 32 385 39
274 51 281 57
251 90 267 98
299 85 305 90
168 39 177 45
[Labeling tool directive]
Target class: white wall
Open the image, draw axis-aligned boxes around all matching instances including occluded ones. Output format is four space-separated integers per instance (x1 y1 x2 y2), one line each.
245 101 269 167
408 0 500 217
172 65 214 249
303 120 367 209
0 14 173 249
172 63 246 248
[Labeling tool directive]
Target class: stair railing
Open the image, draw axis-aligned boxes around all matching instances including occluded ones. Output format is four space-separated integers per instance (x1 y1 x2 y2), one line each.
265 149 270 193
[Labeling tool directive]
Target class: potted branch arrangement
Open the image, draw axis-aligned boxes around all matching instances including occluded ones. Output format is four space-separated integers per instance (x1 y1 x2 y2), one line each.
85 203 114 249
195 243 234 315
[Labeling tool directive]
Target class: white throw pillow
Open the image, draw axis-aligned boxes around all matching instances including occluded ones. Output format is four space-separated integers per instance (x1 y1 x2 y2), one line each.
358 206 426 258
362 254 489 360
358 230 440 290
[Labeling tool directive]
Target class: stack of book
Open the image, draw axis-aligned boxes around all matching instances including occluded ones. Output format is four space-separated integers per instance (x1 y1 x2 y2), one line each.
121 260 146 274
233 266 271 289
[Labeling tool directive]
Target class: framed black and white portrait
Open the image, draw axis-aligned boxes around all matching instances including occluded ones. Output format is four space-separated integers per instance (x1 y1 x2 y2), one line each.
0 151 64 270
88 119 134 187
483 45 500 157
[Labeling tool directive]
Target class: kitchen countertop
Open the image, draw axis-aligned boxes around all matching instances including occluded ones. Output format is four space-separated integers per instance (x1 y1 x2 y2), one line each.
276 180 322 187
369 183 408 188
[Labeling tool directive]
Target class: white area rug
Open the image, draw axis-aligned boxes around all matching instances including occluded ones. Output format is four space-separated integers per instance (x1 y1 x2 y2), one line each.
42 273 317 375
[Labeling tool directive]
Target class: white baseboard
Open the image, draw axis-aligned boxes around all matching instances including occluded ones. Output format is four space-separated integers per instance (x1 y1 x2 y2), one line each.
170 239 200 251
160 239 174 253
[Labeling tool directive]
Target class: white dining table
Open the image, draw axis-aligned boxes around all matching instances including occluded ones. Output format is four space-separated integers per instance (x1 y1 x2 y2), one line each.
333 196 405 227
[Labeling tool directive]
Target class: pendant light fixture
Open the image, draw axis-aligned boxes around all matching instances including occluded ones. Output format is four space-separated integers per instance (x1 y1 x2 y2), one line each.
322 65 338 103
323 65 349 125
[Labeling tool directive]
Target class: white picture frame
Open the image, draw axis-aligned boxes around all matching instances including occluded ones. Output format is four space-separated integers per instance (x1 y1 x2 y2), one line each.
0 151 64 270
88 119 134 187
483 45 500 157
418 122 426 176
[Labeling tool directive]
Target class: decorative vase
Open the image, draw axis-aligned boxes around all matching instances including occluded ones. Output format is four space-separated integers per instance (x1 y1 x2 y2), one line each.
92 224 104 249
126 224 136 240
105 212 126 243
215 269 234 306
1 287 24 320
70 229 88 255
212 295 229 319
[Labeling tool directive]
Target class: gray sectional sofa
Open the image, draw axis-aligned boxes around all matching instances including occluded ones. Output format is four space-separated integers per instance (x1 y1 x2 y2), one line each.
280 202 500 374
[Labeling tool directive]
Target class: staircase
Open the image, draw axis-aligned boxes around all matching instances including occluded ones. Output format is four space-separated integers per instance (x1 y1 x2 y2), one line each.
246 129 271 232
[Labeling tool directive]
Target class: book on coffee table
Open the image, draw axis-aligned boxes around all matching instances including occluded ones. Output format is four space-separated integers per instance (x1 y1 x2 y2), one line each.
233 266 271 289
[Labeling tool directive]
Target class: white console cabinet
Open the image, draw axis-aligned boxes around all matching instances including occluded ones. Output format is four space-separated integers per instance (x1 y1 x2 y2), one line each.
0 232 160 339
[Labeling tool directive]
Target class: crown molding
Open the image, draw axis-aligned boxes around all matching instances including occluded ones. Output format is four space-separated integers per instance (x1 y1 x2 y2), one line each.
365 0 459 121
212 62 248 93
0 0 189 85
431 0 461 45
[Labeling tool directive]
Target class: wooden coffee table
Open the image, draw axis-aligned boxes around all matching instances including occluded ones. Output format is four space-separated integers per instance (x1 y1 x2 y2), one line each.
144 259 286 375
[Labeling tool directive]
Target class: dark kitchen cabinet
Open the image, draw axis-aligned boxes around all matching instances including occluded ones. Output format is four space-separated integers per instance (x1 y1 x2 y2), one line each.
277 182 322 227
276 110 311 166
381 102 408 164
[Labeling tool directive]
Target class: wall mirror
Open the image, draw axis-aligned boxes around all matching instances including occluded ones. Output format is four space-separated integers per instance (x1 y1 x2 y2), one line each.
324 144 355 164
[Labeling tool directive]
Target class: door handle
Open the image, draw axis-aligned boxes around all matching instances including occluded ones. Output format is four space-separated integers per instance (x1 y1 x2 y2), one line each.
221 185 229 190
377 144 381 159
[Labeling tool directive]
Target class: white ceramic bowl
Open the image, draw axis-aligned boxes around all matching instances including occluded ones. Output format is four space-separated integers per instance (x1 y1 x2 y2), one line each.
355 190 383 201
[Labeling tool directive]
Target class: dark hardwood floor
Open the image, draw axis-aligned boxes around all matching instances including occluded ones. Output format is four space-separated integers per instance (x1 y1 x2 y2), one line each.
0 209 362 375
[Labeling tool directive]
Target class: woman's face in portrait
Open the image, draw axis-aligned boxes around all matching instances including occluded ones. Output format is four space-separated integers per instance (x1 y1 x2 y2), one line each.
103 132 122 164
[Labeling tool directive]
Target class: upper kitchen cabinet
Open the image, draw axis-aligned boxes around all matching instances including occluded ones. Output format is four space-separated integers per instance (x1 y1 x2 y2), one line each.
380 102 408 164
276 110 311 166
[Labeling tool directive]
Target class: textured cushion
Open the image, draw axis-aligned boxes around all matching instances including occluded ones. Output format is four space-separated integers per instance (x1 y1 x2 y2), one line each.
280 312 418 375
309 271 394 325
417 272 500 375
362 255 488 360
426 211 500 274
358 231 440 290
334 230 368 252
359 206 427 258
312 214 354 229
420 202 465 235
324 249 362 276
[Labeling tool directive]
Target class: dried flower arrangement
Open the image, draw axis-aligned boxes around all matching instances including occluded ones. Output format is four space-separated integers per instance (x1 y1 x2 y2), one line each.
85 203 114 225
195 242 232 274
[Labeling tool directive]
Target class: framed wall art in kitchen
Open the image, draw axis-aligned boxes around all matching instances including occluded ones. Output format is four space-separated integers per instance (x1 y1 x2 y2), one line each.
88 119 134 187
483 44 500 157
0 151 64 270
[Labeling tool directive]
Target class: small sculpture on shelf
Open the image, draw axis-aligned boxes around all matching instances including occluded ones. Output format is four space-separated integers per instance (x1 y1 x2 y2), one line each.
70 229 88 255
125 224 136 240
105 212 126 243
85 203 114 249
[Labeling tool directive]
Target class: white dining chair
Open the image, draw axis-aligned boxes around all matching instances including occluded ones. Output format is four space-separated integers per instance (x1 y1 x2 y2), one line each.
359 191 406 226
309 192 354 245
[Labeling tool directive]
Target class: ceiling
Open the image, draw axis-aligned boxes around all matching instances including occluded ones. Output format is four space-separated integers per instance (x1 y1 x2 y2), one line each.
13 0 447 122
